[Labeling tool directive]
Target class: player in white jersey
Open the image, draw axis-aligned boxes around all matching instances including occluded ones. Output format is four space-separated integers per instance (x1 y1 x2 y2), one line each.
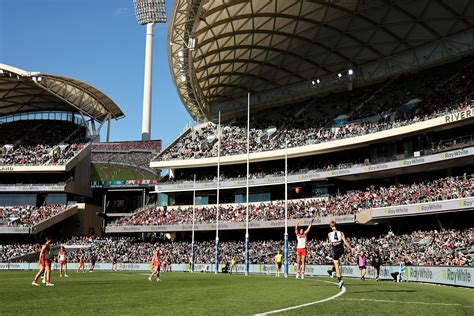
57 246 68 277
295 218 314 279
328 221 355 288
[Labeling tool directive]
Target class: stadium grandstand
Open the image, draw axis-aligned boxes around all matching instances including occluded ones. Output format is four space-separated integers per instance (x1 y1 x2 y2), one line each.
0 64 124 236
2 1 474 314
136 0 474 280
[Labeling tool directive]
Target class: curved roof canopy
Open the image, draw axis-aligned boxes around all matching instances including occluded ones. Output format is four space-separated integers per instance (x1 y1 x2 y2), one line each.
169 0 474 121
0 64 124 122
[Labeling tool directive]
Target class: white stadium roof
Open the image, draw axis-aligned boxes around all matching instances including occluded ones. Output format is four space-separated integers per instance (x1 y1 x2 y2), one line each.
0 64 124 123
169 0 474 120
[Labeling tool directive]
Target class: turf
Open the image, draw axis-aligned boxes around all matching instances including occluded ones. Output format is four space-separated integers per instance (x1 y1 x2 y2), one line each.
0 271 472 315
90 163 157 182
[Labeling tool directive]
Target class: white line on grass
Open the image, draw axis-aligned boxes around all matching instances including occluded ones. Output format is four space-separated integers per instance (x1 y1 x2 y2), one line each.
337 298 474 308
254 279 345 316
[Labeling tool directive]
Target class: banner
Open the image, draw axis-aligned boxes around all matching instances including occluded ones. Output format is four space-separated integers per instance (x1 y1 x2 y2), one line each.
370 197 474 218
2 262 471 287
155 147 474 193
105 214 355 233
91 179 157 189
0 227 30 234
0 184 65 192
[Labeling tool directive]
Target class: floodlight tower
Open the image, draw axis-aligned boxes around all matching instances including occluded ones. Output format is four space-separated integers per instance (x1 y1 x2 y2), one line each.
134 0 166 141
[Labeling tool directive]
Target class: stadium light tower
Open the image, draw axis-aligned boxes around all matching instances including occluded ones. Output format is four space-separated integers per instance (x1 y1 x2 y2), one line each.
133 0 166 141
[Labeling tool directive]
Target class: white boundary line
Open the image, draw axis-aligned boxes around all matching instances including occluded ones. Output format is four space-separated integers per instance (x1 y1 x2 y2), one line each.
254 279 345 316
338 298 474 308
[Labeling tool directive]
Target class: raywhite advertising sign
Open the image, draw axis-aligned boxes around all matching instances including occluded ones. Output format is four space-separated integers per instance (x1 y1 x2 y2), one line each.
0 227 30 234
371 197 474 219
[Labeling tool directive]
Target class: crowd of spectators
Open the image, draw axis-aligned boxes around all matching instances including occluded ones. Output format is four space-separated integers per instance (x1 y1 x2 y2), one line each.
156 57 474 161
0 243 40 262
0 120 88 166
4 228 470 266
112 175 473 226
91 141 161 167
91 141 161 152
1 143 85 165
0 204 68 227
92 151 154 167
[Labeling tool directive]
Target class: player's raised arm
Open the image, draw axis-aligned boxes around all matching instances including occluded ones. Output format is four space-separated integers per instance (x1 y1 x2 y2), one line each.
341 232 355 253
304 218 314 235
295 222 299 235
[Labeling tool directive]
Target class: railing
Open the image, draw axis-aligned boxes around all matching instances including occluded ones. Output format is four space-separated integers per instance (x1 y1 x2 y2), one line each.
155 145 474 192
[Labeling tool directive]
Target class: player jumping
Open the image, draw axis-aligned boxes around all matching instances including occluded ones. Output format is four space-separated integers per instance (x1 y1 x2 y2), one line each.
328 221 355 288
58 246 68 277
148 246 161 282
295 219 313 279
32 236 54 286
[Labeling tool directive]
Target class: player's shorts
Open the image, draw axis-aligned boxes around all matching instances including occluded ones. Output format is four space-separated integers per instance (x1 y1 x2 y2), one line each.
41 259 51 268
79 261 84 267
153 261 160 268
277 262 282 269
332 245 344 260
358 265 366 270
297 248 307 257
59 260 67 265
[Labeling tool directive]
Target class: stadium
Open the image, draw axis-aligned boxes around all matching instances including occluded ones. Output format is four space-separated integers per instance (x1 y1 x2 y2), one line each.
1 0 474 315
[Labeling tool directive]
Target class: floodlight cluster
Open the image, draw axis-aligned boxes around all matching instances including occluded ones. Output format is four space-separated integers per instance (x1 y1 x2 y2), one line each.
134 0 167 25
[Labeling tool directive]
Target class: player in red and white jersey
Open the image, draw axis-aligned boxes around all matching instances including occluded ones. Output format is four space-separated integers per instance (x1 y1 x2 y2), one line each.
32 236 54 286
57 246 68 277
295 219 314 279
148 246 161 282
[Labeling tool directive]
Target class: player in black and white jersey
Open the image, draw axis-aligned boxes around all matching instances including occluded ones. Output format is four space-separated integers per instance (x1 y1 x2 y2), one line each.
328 221 355 288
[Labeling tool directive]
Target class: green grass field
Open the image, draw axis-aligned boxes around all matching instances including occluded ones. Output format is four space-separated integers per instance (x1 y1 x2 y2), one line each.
0 271 472 315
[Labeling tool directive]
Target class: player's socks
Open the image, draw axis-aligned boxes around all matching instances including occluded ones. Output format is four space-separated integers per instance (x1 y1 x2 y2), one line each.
301 273 304 279
337 277 344 288
46 283 54 286
65 274 69 277
31 281 39 286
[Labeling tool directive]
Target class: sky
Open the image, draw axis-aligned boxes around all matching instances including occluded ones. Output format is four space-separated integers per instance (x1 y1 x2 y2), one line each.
0 0 192 146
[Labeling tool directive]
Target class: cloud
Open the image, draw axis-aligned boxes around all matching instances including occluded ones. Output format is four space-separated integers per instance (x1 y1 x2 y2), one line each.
114 7 129 16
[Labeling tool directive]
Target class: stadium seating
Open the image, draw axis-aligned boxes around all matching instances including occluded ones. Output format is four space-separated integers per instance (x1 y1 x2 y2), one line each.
111 175 473 226
0 204 68 227
155 58 474 162
0 120 88 166
92 141 161 167
3 228 468 265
